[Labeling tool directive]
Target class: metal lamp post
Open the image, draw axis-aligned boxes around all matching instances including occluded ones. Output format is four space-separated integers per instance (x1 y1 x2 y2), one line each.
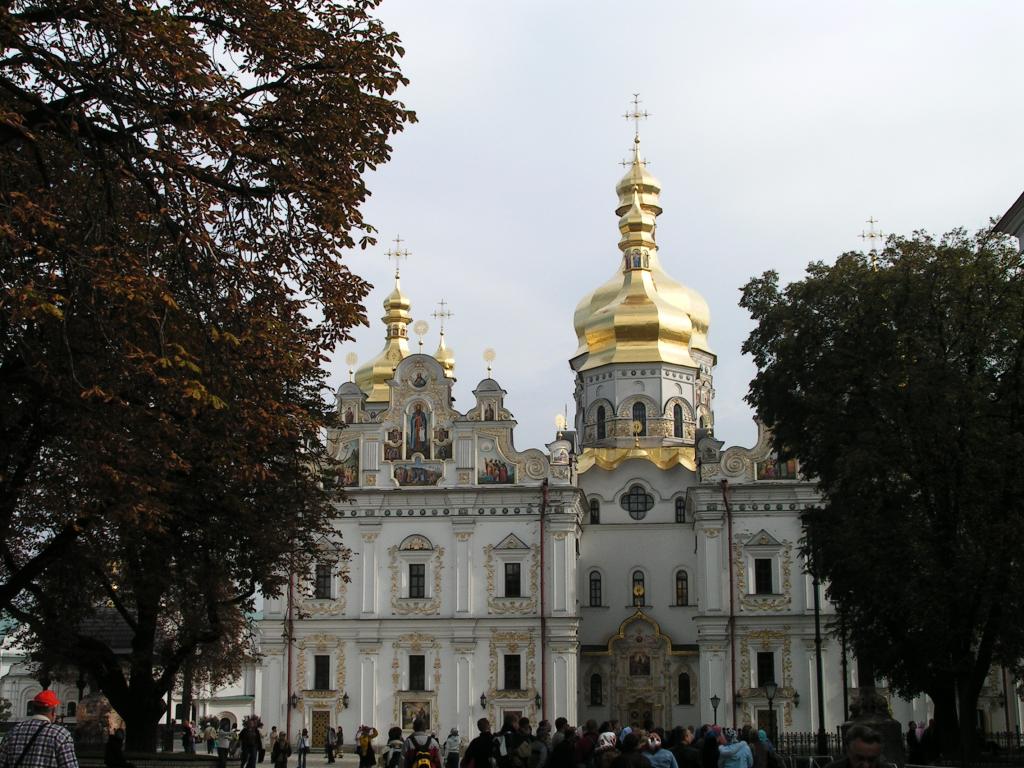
764 681 778 743
710 694 721 725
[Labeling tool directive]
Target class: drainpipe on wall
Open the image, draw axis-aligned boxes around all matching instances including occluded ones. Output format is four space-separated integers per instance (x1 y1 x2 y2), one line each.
721 479 738 727
539 479 549 722
286 571 295 742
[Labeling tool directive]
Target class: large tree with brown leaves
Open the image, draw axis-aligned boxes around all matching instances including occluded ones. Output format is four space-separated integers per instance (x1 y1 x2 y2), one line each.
0 0 412 748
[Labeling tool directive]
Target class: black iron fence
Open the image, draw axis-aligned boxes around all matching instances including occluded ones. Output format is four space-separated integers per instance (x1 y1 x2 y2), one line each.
777 731 842 759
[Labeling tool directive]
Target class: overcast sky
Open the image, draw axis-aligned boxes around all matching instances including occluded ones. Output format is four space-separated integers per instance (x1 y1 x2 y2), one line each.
329 1 1024 454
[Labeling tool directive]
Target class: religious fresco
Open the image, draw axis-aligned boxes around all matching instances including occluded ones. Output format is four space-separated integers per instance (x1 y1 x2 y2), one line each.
407 402 431 459
343 406 356 425
629 652 651 676
433 427 453 461
393 456 443 487
478 439 515 484
400 700 431 731
331 441 359 487
411 372 428 389
755 452 798 481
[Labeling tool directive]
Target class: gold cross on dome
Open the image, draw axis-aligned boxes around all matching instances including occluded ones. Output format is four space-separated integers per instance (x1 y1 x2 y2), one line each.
431 299 454 333
620 151 650 169
858 216 884 269
623 93 650 139
385 234 411 278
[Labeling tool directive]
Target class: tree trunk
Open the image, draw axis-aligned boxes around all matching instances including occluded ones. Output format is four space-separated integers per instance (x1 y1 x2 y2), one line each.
930 685 960 761
121 678 167 752
182 662 194 725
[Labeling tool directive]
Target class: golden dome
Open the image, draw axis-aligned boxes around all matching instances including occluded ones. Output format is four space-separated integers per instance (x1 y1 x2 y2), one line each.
354 274 412 401
572 138 713 370
434 330 455 378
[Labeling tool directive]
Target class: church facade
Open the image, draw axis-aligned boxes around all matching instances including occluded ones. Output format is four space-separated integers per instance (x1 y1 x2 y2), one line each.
245 127 1019 744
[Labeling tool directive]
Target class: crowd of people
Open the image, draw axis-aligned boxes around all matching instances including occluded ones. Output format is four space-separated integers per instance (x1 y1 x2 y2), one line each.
342 713 786 768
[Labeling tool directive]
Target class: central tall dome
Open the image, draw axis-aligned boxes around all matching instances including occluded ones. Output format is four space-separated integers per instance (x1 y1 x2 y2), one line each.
570 116 716 462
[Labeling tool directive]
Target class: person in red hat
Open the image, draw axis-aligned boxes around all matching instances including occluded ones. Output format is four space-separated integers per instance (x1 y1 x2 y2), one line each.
0 690 78 768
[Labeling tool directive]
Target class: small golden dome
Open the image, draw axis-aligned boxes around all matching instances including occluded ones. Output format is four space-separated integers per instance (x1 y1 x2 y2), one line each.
572 138 712 370
354 275 412 401
434 331 455 378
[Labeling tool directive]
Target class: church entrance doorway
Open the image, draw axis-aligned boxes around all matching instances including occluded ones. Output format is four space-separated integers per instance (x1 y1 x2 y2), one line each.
622 699 654 729
311 710 330 752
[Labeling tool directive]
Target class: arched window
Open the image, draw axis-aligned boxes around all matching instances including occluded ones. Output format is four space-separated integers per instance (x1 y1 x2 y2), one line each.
589 498 600 525
590 673 603 706
632 570 646 606
675 571 689 606
589 571 602 607
620 484 653 520
632 402 647 436
313 563 332 599
678 673 691 705
673 403 684 438
596 406 607 440
675 497 686 523
65 701 77 718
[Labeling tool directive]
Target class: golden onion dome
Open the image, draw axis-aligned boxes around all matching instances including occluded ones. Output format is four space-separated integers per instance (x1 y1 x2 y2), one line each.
354 273 412 401
434 330 455 378
572 137 712 370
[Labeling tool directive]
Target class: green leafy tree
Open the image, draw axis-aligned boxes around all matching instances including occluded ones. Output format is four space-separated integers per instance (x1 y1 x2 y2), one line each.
741 228 1024 758
1 0 411 750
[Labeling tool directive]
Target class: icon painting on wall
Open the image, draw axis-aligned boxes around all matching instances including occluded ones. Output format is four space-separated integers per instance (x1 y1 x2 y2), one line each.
332 442 359 487
755 452 798 481
393 456 443 486
407 402 431 459
478 440 515 484
400 700 431 731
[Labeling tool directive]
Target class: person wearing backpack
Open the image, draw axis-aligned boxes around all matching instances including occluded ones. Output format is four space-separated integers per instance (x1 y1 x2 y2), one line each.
404 719 442 768
381 728 405 768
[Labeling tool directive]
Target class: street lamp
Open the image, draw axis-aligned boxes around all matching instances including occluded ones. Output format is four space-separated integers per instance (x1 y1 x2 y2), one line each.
710 694 721 725
480 692 488 710
534 693 542 710
342 693 350 709
763 681 778 743
289 693 300 710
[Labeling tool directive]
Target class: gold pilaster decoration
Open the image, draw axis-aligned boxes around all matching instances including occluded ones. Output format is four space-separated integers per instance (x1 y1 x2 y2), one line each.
738 628 796 725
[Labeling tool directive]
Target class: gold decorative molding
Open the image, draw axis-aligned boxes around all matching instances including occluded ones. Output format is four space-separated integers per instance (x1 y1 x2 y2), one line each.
388 545 446 615
704 528 721 538
733 536 793 612
295 634 346 712
362 532 379 543
486 630 538 722
577 446 696 473
483 543 539 615
455 532 472 542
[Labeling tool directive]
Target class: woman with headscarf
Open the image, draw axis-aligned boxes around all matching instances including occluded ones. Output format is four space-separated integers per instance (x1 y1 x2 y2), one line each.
716 730 751 768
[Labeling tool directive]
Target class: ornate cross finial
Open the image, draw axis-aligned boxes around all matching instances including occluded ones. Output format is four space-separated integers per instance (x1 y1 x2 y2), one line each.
431 299 454 334
858 216 885 270
385 234 411 278
624 93 650 140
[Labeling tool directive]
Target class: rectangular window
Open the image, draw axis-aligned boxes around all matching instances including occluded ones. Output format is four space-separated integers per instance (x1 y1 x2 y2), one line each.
409 654 426 691
589 573 602 607
504 562 522 597
754 558 774 594
314 654 331 690
503 654 522 690
756 651 776 688
409 563 426 598
314 563 332 600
